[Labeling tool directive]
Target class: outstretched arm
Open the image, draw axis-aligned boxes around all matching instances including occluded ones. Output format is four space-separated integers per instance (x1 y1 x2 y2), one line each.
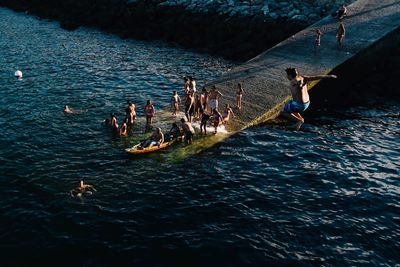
303 74 337 82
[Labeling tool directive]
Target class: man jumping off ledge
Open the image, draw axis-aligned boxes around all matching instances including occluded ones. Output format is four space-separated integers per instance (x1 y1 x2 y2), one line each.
281 67 337 123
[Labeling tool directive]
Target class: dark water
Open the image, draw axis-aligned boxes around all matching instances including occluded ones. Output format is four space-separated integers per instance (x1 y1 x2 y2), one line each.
1 8 399 267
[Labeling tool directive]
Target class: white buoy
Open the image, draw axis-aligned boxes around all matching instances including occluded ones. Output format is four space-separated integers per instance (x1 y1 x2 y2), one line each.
14 70 23 79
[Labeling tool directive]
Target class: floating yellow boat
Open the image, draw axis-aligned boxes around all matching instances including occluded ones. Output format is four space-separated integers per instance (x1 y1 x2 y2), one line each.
125 139 177 155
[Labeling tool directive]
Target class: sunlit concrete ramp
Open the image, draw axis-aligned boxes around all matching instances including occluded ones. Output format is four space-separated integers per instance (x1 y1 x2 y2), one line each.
211 0 400 132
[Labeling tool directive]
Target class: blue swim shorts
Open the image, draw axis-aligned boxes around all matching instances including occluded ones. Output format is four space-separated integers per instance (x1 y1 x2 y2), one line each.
284 100 310 113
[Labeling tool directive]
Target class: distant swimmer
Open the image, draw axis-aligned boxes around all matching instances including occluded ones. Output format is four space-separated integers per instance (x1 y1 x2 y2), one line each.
14 70 23 79
281 67 337 123
64 105 73 113
70 180 97 198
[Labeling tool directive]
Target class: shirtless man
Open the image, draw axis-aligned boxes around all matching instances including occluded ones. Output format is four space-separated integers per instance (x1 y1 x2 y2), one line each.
70 180 97 197
208 85 223 111
180 118 195 144
126 100 136 127
282 67 337 123
119 118 128 137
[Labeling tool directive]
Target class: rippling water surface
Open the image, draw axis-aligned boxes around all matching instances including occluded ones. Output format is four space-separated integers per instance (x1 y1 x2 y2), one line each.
0 7 399 267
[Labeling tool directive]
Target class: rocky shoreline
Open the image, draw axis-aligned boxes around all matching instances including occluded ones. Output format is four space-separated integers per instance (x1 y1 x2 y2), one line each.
0 0 352 61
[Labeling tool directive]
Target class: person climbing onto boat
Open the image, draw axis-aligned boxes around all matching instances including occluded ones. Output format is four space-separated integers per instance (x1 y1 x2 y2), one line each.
70 180 97 197
200 109 211 135
222 104 235 124
282 67 337 123
171 90 181 116
185 91 195 123
336 22 345 46
200 87 208 111
145 100 155 125
208 85 223 111
181 118 195 144
119 118 128 137
236 83 243 110
212 108 223 134
139 127 164 148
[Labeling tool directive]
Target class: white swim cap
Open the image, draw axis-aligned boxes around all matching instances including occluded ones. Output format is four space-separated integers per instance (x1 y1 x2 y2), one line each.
14 70 23 78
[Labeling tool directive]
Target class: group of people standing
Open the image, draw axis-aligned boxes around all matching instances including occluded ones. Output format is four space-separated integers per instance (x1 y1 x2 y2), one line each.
100 75 243 148
314 4 347 50
172 76 243 134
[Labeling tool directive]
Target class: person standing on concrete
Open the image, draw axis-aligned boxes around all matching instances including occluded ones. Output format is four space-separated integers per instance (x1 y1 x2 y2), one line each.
282 67 337 123
236 83 243 110
336 22 345 46
315 29 322 49
181 118 195 144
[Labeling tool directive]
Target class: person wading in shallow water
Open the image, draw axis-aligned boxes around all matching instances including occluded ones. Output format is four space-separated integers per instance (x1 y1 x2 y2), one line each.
70 180 97 197
281 67 337 123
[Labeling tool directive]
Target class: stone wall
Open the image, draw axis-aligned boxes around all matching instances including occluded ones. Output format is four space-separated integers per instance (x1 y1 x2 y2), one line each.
156 0 353 24
0 0 353 61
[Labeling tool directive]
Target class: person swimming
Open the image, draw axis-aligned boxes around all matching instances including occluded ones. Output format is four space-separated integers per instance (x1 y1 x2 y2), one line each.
64 105 73 113
70 180 97 197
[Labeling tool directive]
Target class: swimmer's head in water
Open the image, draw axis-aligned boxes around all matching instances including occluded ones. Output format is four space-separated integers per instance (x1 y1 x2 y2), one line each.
180 118 186 123
285 67 298 79
147 99 151 105
14 70 23 78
